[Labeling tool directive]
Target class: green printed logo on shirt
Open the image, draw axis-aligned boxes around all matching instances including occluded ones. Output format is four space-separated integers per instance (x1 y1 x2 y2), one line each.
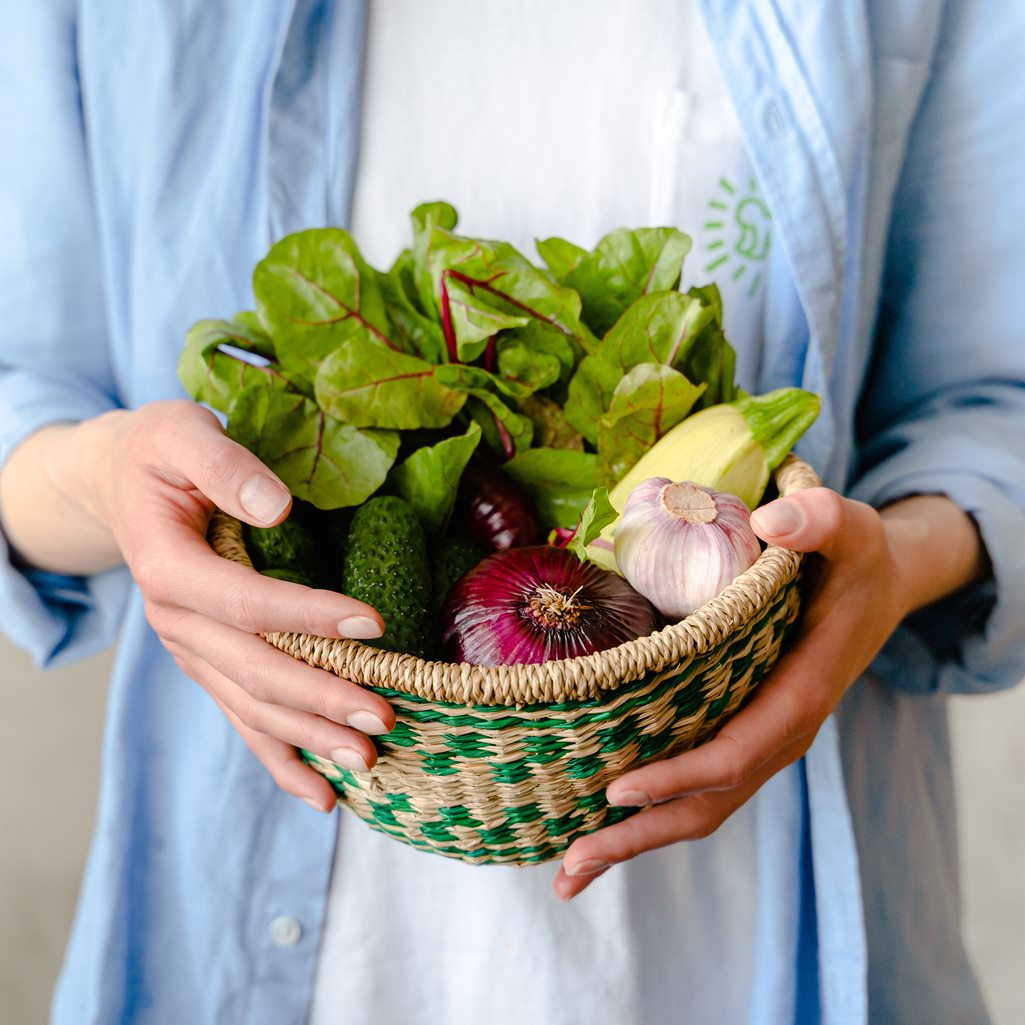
703 177 771 297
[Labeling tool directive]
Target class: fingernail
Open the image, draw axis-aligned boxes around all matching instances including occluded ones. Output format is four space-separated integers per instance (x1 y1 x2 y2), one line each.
609 789 651 807
330 746 370 773
338 615 383 640
555 878 576 902
565 858 609 878
347 710 389 735
239 474 290 525
303 796 332 814
751 499 802 538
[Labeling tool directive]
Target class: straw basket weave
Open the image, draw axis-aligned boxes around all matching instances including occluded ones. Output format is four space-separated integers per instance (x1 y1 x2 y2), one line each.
209 454 818 865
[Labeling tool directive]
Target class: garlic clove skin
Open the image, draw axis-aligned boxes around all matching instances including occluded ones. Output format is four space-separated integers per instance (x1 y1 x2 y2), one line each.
613 478 762 620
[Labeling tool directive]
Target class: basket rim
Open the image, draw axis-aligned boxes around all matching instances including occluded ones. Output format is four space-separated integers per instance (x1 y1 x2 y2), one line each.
209 454 819 706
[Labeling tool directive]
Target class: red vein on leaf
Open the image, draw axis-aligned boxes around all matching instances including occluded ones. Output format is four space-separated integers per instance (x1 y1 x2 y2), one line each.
439 270 459 362
446 269 576 341
494 412 515 460
331 369 435 396
642 242 670 294
280 266 399 350
665 304 705 367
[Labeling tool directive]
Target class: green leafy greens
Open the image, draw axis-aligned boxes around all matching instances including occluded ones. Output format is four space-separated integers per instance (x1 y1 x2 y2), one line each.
177 205 739 537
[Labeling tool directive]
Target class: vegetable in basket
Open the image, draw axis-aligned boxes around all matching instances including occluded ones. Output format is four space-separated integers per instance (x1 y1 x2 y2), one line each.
587 387 819 570
455 460 541 551
178 201 820 662
431 536 486 610
342 496 434 658
441 545 658 666
613 479 761 618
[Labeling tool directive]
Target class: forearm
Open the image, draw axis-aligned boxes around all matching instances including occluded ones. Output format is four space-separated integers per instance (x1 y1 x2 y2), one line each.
880 494 990 615
0 412 125 575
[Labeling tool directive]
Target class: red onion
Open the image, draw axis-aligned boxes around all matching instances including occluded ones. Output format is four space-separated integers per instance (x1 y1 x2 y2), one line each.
441 546 659 666
457 461 541 551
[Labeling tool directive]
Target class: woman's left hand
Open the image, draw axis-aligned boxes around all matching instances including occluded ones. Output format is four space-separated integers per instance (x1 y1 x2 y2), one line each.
555 486 985 900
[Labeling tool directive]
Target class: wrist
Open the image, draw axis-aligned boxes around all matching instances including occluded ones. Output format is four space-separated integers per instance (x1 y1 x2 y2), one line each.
72 410 130 537
879 494 989 615
0 412 129 574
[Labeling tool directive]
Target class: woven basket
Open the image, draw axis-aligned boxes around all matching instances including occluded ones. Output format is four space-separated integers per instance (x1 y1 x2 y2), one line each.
210 455 818 865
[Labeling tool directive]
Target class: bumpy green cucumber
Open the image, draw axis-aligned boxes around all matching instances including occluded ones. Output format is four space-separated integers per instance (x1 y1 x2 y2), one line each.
431 536 484 610
243 502 320 580
342 496 433 658
244 499 352 590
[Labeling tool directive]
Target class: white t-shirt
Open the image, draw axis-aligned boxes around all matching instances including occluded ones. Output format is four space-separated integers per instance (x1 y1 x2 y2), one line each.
312 4 785 1024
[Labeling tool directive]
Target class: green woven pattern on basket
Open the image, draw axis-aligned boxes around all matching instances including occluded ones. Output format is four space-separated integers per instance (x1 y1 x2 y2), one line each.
209 454 817 865
300 578 800 865
299 752 639 864
367 595 784 727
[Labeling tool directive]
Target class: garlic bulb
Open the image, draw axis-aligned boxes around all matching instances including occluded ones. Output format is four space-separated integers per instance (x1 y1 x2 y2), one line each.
613 478 761 619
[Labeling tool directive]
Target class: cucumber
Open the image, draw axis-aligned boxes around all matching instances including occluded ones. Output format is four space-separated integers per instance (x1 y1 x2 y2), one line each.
245 499 353 591
342 496 433 658
243 500 320 580
431 536 484 610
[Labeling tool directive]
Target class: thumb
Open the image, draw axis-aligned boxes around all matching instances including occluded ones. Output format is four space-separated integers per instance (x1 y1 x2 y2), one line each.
749 487 878 560
154 403 292 527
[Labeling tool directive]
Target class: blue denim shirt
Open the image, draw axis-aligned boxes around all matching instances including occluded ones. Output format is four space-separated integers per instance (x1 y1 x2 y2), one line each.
1 2 1023 1023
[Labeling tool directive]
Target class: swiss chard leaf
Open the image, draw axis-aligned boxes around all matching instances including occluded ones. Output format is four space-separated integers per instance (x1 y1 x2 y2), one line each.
516 394 584 450
495 336 562 394
253 228 396 388
536 236 587 281
377 251 448 363
229 312 277 357
427 230 591 361
599 285 736 410
564 226 692 337
435 362 532 400
499 321 577 385
597 290 715 372
315 338 466 429
595 363 705 486
464 391 534 459
680 284 738 411
386 422 481 536
228 378 400 509
502 448 598 529
564 487 618 562
178 318 296 413
563 354 622 445
443 272 530 361
410 201 459 319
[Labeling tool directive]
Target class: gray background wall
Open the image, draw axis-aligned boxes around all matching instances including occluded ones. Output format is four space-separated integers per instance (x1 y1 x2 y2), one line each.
2 638 1023 1024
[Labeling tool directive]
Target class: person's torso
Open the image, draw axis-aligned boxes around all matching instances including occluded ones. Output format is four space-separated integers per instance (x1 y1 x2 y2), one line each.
58 2 954 1022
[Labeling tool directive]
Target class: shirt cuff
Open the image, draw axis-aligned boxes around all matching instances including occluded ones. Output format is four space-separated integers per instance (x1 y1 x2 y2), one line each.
849 453 1025 695
0 369 130 666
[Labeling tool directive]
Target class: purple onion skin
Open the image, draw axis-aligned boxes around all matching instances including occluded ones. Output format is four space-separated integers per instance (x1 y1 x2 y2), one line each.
457 462 541 551
441 546 659 666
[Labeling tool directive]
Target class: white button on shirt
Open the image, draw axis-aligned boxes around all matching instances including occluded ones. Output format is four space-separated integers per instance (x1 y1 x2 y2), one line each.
270 916 303 948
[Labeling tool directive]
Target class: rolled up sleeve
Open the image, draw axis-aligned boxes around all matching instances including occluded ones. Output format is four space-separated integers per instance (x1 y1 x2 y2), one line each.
852 0 1025 694
0 5 130 667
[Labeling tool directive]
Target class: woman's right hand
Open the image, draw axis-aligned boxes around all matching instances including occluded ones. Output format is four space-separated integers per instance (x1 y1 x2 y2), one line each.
81 400 394 813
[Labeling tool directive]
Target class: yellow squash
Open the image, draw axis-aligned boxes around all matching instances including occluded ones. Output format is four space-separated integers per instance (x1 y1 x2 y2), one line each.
589 387 820 571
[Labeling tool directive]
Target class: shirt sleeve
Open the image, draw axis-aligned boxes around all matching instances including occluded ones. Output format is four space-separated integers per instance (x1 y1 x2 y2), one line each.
851 0 1025 695
0 5 131 668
